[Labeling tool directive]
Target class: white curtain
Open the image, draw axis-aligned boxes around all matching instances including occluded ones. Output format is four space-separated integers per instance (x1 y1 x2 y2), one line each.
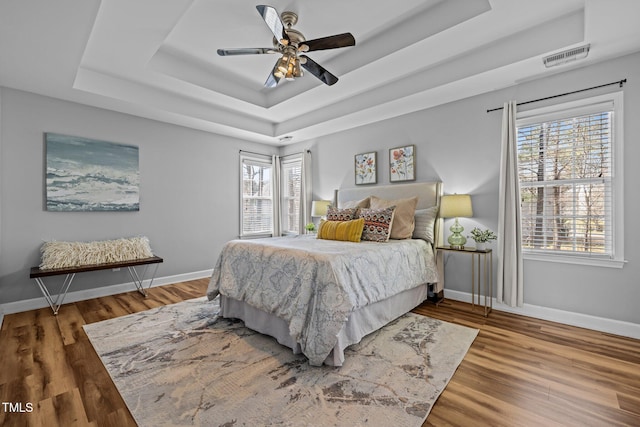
497 101 524 307
298 150 313 234
272 154 282 237
274 151 312 236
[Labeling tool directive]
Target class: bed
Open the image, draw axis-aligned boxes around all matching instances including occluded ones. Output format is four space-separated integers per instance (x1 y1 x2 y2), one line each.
207 182 444 366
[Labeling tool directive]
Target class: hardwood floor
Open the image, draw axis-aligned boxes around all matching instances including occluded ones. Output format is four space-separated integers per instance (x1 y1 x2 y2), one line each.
0 279 209 427
1 280 639 426
414 299 640 427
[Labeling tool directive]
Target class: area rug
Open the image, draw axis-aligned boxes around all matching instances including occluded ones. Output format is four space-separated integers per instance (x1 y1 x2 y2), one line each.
83 297 478 426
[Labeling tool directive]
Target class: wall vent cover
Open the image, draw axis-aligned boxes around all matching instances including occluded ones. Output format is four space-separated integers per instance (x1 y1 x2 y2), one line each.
543 44 590 68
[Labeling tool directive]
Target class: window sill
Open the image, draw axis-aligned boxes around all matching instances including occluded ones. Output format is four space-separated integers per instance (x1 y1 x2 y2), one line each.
523 252 626 269
239 233 273 240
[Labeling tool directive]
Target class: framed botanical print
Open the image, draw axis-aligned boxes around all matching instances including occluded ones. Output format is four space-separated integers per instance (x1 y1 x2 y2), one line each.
354 151 377 185
389 145 415 182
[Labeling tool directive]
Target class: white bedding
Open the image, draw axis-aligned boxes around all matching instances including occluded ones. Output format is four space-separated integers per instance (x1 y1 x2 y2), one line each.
207 235 438 365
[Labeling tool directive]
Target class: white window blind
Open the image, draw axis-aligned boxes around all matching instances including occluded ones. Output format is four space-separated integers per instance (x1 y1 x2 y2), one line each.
240 155 273 237
516 93 623 265
281 157 302 235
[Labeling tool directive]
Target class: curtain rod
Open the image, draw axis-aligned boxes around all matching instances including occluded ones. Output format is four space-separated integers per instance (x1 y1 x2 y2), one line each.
281 149 311 158
486 78 627 113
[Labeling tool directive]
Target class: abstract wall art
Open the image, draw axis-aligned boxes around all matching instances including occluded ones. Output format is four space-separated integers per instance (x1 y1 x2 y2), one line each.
45 133 140 211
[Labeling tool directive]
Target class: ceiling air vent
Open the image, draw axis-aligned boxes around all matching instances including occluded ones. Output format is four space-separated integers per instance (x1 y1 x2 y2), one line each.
543 44 590 68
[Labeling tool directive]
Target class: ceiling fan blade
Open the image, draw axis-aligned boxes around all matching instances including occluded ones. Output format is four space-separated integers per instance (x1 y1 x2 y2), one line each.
300 55 338 86
264 61 283 88
299 33 355 52
256 5 289 45
217 47 278 56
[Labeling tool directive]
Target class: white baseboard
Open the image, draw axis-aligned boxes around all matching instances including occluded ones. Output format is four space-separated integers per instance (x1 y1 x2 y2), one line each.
444 289 640 340
4 274 637 342
0 269 214 322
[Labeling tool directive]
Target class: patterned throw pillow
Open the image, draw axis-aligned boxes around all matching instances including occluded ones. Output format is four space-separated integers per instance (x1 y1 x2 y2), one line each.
358 206 396 242
326 206 358 221
369 195 418 239
317 218 365 242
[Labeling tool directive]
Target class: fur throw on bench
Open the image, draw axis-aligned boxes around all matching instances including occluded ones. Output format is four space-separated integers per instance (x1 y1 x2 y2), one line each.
40 236 154 270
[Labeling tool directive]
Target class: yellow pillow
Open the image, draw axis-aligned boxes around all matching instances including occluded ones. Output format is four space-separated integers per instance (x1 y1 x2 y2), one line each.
317 218 365 242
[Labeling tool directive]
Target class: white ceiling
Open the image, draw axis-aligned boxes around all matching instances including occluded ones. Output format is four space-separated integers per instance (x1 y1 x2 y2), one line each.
1 0 639 145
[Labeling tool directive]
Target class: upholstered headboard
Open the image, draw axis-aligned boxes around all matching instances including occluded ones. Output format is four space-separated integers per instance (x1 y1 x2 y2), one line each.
335 181 443 247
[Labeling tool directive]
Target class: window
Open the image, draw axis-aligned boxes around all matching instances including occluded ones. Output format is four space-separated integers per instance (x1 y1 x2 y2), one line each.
240 154 273 237
239 152 308 238
281 156 302 235
516 92 624 267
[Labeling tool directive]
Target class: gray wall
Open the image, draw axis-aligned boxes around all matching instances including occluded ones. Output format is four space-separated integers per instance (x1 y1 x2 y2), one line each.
0 88 277 305
2 52 638 326
286 52 640 325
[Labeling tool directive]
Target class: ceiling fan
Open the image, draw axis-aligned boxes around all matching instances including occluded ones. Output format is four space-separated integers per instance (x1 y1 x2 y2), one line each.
217 5 356 88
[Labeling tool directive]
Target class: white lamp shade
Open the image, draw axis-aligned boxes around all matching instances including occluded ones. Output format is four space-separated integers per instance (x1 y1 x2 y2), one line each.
440 194 473 218
311 200 331 217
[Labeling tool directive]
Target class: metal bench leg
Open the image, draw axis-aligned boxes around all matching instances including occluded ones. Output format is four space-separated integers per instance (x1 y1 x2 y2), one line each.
34 273 76 315
127 263 160 297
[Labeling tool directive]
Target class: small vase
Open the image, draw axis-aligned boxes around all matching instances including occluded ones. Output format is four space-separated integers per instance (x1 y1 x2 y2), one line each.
475 241 486 251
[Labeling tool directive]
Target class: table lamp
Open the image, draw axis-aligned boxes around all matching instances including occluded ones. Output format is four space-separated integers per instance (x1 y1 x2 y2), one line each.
311 200 331 218
440 194 473 249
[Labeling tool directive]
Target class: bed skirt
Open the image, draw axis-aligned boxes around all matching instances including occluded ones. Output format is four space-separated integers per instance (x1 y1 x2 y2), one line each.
220 282 432 366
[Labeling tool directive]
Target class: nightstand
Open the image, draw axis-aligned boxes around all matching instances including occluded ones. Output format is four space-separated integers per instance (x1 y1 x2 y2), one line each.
436 246 493 316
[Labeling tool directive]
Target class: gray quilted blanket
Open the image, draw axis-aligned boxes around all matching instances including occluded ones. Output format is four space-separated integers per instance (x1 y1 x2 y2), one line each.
207 235 438 365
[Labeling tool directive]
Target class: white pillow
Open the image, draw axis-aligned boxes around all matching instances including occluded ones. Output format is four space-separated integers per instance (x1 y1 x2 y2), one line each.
412 206 439 243
40 236 154 270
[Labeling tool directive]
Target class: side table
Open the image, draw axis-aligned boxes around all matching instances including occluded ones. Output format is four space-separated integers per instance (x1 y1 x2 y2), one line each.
437 246 493 316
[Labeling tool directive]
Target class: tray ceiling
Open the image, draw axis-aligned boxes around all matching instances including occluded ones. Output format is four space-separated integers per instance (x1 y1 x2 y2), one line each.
1 0 639 145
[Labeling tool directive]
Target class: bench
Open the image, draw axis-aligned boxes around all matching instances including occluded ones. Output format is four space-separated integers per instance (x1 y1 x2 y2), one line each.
30 256 163 314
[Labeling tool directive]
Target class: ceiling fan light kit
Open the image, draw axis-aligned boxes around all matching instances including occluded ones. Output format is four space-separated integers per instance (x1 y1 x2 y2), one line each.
274 46 303 80
217 5 355 87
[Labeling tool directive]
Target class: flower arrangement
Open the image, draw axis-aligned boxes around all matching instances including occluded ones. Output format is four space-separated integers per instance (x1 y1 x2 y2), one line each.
468 227 497 243
305 223 316 233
